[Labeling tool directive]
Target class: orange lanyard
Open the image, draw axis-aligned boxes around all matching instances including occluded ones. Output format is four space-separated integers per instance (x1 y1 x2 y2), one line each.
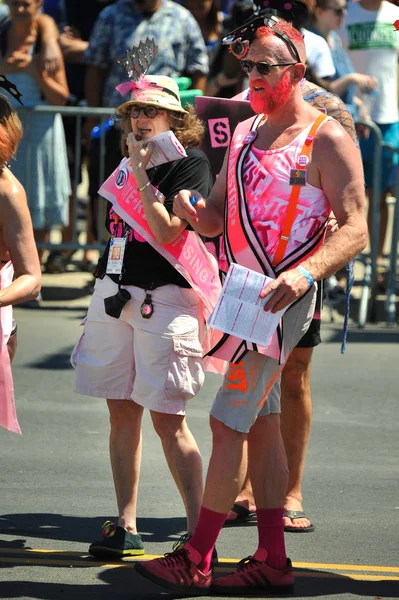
272 113 327 266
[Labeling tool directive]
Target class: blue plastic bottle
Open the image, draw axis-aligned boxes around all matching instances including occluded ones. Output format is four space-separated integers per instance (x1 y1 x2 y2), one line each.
91 118 115 139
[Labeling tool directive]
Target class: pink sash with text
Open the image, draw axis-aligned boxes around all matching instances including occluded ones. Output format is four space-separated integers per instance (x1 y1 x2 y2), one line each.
99 159 225 370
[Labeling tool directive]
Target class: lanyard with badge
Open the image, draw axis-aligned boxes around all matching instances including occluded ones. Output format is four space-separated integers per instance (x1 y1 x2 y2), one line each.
106 213 128 276
105 212 154 319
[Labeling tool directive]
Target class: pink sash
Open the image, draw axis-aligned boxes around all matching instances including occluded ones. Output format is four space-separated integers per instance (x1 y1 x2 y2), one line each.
0 261 20 434
99 158 225 373
209 115 327 365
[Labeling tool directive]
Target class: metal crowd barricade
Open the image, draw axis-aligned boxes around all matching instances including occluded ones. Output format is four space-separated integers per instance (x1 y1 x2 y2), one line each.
354 120 398 327
17 104 115 253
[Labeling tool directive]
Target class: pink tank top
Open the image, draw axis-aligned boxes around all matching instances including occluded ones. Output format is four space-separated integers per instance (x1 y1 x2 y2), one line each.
243 121 331 260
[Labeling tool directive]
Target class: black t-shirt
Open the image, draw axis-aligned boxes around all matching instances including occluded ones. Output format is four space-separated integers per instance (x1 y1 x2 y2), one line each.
103 147 213 288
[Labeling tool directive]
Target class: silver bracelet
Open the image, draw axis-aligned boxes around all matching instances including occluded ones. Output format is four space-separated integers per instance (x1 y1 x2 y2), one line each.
137 181 151 192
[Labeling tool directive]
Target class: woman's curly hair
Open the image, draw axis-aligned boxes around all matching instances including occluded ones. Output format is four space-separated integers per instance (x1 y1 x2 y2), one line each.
0 94 23 167
118 104 205 158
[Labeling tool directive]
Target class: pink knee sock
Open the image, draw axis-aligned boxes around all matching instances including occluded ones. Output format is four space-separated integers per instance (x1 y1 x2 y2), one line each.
186 506 226 572
256 508 287 571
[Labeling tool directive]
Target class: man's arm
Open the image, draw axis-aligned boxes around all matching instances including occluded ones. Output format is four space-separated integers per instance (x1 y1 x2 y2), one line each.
85 64 107 108
189 71 207 93
183 12 209 92
83 65 107 143
262 121 368 312
82 8 113 137
59 27 89 64
173 149 228 237
302 121 368 276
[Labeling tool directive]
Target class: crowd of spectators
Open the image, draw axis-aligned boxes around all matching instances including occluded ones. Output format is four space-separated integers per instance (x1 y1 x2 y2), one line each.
0 0 398 284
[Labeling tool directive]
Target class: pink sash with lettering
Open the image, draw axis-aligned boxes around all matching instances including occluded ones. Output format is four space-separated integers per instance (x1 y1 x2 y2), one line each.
208 115 327 365
0 261 20 434
98 158 225 372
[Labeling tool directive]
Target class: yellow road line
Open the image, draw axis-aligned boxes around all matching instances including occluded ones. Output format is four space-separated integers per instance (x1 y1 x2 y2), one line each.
293 562 399 573
1 548 398 573
0 548 87 556
0 554 398 581
0 558 397 582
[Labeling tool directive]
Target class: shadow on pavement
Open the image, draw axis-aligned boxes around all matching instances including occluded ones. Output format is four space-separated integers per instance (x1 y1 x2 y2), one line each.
41 282 94 304
23 347 76 370
0 513 186 544
324 326 399 345
0 564 398 599
0 565 165 600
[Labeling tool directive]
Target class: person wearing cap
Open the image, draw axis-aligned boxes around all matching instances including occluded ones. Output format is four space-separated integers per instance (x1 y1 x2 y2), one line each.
135 20 367 594
207 0 336 98
71 74 215 558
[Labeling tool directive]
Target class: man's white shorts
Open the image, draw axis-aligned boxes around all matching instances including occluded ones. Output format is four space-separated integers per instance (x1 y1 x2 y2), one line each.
71 276 205 415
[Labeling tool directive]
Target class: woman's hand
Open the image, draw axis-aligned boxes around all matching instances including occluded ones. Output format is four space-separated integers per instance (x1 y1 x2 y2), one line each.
356 101 372 140
126 132 154 182
352 73 376 93
3 51 34 73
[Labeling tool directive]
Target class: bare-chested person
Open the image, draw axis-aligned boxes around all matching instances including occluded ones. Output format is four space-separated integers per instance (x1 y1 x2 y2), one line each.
135 19 367 595
0 91 41 433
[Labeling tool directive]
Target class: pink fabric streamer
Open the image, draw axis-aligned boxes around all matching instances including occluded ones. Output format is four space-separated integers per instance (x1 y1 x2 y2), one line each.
115 75 155 97
0 261 21 434
115 81 135 97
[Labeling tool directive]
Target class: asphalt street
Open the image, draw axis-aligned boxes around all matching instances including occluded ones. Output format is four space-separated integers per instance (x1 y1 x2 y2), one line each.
0 271 398 600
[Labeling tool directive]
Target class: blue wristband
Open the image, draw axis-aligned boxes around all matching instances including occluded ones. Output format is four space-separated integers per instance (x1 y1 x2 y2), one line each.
189 195 198 206
296 265 314 286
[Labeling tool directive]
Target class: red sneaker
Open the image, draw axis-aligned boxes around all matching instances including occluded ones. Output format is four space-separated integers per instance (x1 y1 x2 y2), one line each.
135 545 212 594
212 548 294 595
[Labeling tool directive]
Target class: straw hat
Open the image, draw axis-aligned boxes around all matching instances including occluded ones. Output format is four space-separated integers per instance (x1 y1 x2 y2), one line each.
117 75 187 115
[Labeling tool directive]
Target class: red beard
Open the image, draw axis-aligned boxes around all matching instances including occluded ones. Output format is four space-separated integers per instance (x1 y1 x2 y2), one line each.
249 71 293 114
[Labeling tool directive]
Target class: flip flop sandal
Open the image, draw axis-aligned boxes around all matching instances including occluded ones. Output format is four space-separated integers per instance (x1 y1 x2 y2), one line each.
284 509 315 533
224 503 257 527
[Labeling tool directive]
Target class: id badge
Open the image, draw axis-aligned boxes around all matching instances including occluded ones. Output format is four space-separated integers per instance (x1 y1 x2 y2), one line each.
106 237 126 274
289 168 307 186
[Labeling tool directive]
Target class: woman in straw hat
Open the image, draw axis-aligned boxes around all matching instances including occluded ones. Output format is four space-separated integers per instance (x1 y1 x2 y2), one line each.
72 74 217 559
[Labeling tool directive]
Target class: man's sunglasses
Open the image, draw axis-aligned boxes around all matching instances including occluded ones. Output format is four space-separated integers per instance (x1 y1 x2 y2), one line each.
240 59 298 76
328 5 347 16
129 106 160 119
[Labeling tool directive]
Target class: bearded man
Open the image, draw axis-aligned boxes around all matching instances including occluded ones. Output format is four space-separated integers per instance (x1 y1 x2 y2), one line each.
135 19 367 595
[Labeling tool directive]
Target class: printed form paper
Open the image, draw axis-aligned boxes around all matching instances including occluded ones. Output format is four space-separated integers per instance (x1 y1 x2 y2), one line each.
208 263 288 346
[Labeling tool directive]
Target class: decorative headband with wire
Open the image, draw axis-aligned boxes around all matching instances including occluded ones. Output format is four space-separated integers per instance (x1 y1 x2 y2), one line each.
115 37 159 97
222 14 301 63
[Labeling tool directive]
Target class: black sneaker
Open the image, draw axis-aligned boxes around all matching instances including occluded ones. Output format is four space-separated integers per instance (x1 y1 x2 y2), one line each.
89 520 145 558
172 532 218 567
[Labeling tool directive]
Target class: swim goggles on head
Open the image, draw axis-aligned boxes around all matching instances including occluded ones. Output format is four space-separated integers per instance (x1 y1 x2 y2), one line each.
222 14 301 63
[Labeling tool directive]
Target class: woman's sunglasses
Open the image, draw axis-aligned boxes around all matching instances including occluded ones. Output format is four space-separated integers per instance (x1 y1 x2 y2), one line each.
240 59 297 76
129 106 160 119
